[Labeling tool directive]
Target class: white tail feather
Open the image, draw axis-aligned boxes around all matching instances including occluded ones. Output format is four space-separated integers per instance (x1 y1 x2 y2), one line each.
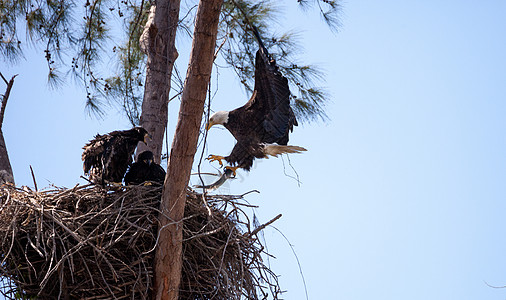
263 144 307 157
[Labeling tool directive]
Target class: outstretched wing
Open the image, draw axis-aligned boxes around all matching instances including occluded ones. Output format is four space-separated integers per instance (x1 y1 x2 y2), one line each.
245 49 297 144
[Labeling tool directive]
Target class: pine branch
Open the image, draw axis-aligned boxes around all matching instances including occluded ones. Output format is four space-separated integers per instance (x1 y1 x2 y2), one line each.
2 0 340 124
221 0 338 122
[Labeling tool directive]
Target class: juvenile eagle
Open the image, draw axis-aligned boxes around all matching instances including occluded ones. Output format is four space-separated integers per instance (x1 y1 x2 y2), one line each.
124 151 166 185
82 127 149 184
206 33 306 175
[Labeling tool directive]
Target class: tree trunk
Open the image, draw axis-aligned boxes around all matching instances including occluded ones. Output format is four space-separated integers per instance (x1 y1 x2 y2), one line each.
138 0 181 163
0 73 15 184
153 0 223 298
0 131 14 184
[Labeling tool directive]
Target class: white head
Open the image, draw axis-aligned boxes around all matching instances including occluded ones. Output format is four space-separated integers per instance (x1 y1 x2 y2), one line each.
207 111 229 130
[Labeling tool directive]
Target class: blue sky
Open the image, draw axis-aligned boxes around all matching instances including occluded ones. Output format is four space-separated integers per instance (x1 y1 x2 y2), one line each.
3 0 506 299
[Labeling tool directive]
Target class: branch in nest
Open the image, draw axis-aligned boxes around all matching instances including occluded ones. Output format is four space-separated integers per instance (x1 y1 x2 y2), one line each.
0 184 284 299
250 213 282 237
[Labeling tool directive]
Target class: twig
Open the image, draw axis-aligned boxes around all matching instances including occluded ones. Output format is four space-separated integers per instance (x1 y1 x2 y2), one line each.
272 226 309 300
249 214 282 237
80 175 94 185
0 73 8 85
240 190 260 198
0 185 284 299
29 165 38 192
214 37 227 60
196 78 214 215
0 222 16 265
281 154 302 187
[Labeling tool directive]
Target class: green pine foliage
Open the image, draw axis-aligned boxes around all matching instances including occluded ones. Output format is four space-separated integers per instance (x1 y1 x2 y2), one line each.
1 0 340 123
220 0 339 122
103 1 150 125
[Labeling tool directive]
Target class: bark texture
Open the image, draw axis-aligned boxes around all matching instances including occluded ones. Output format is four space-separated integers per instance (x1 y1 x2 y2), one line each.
138 0 181 163
154 0 224 298
0 74 15 184
0 133 14 184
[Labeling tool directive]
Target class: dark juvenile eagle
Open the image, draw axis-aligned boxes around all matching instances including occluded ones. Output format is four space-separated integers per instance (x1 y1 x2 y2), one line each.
124 151 166 185
82 127 149 184
206 33 306 175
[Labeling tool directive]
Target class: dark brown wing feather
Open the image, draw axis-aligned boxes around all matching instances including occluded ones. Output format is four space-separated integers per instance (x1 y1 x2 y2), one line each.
82 128 147 183
102 134 138 182
82 133 110 175
225 137 266 171
222 30 298 171
240 49 297 145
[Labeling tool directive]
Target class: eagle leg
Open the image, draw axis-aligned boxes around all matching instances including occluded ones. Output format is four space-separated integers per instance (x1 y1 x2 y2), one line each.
224 165 240 177
206 154 225 166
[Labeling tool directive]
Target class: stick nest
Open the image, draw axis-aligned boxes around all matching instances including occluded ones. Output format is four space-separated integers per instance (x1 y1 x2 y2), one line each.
0 184 281 299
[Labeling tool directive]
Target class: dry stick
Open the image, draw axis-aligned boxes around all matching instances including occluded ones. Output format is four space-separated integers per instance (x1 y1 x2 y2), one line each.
0 185 282 298
0 187 11 210
182 205 237 242
281 154 302 186
1 222 16 265
29 165 38 192
214 37 227 61
24 237 38 278
196 81 213 215
272 225 309 300
37 208 119 287
0 73 8 85
239 189 260 198
249 214 282 237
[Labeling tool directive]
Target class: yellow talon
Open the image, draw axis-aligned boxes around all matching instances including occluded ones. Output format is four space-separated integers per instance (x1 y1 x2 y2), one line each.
224 166 240 177
207 154 225 166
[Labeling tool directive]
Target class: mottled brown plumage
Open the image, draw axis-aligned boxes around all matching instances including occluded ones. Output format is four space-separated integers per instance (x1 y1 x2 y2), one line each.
82 127 149 184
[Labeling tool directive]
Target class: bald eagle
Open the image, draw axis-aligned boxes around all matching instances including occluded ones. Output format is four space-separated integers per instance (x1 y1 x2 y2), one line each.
206 35 306 174
124 151 166 185
82 127 149 184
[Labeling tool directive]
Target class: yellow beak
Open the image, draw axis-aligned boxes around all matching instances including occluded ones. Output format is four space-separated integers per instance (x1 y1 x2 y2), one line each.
144 133 152 145
206 121 216 131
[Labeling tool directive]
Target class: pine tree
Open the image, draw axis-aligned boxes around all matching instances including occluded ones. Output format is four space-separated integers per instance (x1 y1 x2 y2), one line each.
1 0 340 153
0 0 340 298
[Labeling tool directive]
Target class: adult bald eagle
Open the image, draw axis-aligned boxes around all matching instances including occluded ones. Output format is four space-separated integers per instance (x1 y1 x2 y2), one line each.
124 151 166 185
206 32 306 174
82 127 149 184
